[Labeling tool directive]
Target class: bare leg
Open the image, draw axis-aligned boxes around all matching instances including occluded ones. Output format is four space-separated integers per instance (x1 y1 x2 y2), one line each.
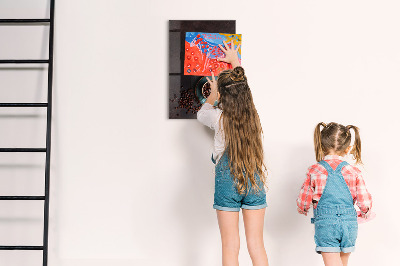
242 208 269 266
216 210 240 266
340 252 351 266
321 252 343 266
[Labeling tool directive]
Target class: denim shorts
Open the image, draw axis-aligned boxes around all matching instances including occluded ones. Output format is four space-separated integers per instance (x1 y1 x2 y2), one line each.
313 209 358 253
213 153 267 212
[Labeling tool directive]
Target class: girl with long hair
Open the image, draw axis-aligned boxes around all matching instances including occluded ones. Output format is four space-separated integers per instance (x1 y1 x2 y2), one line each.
197 41 269 266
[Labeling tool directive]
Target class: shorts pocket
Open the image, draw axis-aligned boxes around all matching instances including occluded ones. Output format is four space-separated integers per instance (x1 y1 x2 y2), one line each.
214 171 240 208
314 218 340 247
347 220 358 244
215 171 236 192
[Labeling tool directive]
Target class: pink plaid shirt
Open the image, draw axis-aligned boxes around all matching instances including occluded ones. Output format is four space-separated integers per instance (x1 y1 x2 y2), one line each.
297 155 372 218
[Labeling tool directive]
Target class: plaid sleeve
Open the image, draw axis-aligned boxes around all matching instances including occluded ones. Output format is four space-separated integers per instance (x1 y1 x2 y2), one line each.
354 167 373 218
297 168 314 216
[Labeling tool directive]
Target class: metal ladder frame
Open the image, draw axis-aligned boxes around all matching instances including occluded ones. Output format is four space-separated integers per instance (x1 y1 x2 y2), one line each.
0 1 55 265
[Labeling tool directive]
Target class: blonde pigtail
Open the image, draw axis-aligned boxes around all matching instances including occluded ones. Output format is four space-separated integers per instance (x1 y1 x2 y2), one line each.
314 122 326 162
347 125 362 164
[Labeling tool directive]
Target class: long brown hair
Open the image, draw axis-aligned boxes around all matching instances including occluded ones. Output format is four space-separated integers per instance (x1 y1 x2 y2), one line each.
216 66 267 194
314 122 362 164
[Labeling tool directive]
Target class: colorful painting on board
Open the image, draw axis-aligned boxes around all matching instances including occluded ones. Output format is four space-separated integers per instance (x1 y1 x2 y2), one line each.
184 32 241 76
168 20 236 119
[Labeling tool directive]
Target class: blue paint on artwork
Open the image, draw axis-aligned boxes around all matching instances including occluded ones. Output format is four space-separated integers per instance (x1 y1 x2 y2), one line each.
185 32 241 60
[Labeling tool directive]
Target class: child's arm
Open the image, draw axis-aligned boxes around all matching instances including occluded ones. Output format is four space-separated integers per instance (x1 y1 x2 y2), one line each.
198 40 240 128
296 169 315 216
355 169 373 218
197 74 220 131
197 102 220 130
205 72 218 106
217 40 241 68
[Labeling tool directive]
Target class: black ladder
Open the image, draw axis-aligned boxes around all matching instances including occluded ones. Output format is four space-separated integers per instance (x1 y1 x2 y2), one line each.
0 1 55 265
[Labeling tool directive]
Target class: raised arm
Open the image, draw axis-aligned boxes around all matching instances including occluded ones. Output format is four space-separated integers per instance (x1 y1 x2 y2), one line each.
205 72 218 106
203 40 241 106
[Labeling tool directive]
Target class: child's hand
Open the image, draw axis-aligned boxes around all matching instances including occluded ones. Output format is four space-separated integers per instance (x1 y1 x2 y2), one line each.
357 210 376 223
218 40 241 68
205 72 219 105
206 72 218 93
297 207 308 216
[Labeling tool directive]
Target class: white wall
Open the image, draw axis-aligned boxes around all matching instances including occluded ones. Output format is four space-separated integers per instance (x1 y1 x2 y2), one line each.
1 0 399 265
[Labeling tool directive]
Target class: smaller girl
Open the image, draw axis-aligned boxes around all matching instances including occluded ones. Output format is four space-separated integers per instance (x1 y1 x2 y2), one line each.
297 122 373 266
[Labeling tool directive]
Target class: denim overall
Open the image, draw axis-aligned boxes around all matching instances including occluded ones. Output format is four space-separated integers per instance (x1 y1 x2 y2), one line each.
210 151 267 211
311 160 358 254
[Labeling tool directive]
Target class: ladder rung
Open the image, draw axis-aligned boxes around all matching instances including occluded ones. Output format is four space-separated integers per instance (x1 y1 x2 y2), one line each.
0 246 44 250
0 103 48 107
0 19 50 23
0 196 45 200
0 148 46 152
0 60 49 64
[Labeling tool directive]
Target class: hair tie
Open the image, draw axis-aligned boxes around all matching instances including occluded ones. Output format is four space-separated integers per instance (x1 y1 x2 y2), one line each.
229 70 245 82
225 81 246 88
346 125 352 136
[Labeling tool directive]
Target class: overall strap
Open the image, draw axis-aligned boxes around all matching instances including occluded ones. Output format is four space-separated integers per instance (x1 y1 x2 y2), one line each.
313 159 355 219
334 161 349 173
318 160 333 174
211 154 216 164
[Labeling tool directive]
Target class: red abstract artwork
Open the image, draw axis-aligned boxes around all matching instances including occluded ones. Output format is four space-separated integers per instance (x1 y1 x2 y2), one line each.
184 32 242 76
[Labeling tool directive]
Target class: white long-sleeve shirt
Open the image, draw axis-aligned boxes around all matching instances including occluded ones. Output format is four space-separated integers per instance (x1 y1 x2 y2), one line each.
197 103 225 164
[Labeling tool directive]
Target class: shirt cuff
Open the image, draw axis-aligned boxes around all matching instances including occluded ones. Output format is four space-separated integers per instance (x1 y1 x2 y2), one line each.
202 102 213 108
360 208 371 219
297 207 308 216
